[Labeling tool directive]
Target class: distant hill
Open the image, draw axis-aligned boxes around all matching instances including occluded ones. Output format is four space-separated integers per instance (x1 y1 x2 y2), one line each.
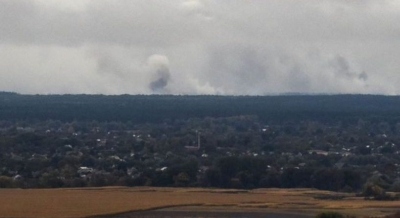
1 93 400 123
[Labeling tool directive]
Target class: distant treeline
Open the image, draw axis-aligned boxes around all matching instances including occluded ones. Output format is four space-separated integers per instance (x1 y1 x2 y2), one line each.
1 92 400 123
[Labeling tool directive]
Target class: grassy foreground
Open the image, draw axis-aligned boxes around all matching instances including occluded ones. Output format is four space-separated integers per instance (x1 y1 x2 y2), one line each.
0 187 398 218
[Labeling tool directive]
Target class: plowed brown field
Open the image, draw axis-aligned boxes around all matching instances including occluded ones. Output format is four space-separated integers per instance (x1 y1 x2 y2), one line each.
0 187 398 218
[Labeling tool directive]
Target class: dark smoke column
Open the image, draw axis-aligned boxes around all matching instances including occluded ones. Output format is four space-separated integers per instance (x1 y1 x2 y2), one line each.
147 55 171 94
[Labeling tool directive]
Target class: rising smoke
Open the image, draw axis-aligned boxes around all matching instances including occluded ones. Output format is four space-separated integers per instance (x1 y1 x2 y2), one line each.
2 0 396 95
149 68 171 93
329 55 368 82
147 55 171 94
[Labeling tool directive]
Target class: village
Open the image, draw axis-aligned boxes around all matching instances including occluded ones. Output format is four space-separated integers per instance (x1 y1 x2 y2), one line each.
0 116 399 194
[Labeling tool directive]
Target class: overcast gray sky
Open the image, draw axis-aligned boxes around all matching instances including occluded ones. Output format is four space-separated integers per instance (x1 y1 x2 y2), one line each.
1 0 399 95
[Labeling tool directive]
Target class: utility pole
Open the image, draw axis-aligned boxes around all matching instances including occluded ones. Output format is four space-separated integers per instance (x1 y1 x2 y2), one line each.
197 131 201 149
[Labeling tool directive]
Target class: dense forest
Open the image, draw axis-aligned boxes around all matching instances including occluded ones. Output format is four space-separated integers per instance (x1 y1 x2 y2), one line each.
2 92 400 123
0 92 399 199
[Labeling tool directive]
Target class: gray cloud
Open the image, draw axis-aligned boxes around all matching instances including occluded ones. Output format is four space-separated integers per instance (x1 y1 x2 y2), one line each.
0 0 399 95
204 45 269 94
96 55 126 77
0 0 204 47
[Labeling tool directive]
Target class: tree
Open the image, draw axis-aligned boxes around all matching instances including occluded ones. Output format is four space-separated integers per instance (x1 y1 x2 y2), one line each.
174 172 190 186
363 182 384 197
204 168 222 187
315 212 344 218
0 176 13 188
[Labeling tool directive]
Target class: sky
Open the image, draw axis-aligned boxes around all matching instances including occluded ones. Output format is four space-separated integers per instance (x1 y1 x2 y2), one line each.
0 0 400 95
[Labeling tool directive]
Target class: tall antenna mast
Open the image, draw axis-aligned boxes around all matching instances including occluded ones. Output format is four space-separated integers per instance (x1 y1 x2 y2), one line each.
197 131 201 149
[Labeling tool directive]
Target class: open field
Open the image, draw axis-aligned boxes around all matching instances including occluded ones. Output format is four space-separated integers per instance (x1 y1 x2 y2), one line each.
0 187 398 218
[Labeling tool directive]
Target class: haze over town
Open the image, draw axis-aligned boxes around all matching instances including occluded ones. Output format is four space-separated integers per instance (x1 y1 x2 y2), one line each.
1 0 400 95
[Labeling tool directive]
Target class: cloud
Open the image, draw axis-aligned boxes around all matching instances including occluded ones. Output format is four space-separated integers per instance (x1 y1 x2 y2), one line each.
181 0 204 12
203 45 269 94
180 0 213 20
0 0 400 95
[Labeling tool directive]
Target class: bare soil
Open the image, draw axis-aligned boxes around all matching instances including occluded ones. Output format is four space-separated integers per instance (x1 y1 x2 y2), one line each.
0 187 397 218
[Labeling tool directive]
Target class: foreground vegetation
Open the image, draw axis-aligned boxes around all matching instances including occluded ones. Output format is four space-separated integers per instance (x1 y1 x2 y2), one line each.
0 187 398 218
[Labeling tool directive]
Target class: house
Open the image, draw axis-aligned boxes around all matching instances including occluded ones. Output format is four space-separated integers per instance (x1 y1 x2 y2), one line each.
334 162 348 169
308 150 329 156
78 167 93 175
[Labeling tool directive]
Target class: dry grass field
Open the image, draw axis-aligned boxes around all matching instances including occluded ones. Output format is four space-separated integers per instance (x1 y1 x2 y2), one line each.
0 187 398 218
